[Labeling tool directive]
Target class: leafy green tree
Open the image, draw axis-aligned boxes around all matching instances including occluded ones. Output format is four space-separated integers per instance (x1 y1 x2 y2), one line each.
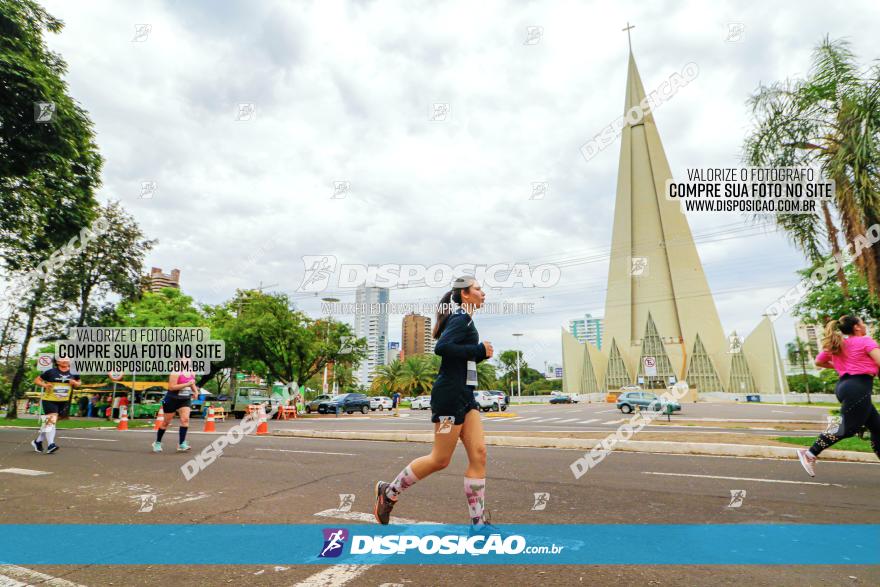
1 0 103 417
52 201 155 327
221 290 365 387
744 37 880 296
792 262 880 325
114 288 206 328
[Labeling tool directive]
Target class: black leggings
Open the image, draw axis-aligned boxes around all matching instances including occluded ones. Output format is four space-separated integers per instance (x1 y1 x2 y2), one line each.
810 374 879 458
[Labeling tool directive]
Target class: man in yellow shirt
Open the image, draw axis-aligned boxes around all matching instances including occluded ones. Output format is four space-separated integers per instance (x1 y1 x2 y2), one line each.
32 358 81 454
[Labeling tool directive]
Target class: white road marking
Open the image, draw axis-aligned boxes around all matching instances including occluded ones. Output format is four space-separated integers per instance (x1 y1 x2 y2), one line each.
596 409 616 413
256 448 357 456
300 509 444 587
533 418 560 423
59 436 117 442
0 566 86 587
0 574 27 587
515 417 540 422
291 564 373 587
643 471 845 487
557 418 580 423
578 419 600 424
772 410 794 414
0 468 51 476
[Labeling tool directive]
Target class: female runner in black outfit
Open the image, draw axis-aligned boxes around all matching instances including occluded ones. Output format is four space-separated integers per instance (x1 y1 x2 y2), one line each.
374 277 495 528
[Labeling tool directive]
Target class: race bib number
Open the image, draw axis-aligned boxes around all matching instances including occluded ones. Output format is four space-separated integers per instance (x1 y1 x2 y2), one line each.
466 361 478 386
52 385 70 400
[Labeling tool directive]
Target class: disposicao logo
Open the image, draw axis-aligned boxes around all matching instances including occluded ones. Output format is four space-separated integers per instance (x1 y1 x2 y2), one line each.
319 528 349 558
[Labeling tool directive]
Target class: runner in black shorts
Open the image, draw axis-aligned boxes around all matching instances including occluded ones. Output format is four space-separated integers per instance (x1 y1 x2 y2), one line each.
374 276 497 532
32 358 81 454
153 361 198 453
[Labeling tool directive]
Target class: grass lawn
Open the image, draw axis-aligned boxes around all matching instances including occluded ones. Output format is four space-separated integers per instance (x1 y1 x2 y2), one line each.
0 418 152 429
776 435 874 453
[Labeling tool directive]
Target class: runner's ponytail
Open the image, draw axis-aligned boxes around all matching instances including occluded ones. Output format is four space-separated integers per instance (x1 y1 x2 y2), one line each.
432 276 476 339
822 315 860 355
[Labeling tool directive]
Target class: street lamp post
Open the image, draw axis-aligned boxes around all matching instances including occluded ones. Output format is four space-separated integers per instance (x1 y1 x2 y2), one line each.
512 333 523 397
321 297 340 399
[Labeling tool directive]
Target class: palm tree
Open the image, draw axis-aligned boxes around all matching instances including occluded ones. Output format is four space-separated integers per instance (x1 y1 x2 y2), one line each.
400 356 435 396
744 37 880 297
371 360 405 395
786 337 818 403
477 361 496 389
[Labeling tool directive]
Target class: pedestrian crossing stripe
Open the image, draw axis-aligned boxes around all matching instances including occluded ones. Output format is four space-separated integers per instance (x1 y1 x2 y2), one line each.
578 419 600 424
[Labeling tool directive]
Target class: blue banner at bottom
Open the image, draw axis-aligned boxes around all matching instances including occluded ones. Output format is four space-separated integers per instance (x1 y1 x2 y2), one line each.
1 524 877 565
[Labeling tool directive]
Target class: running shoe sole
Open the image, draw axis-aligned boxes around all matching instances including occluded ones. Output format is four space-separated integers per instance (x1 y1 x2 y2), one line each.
46 445 58 454
374 481 395 525
31 440 42 453
797 449 816 477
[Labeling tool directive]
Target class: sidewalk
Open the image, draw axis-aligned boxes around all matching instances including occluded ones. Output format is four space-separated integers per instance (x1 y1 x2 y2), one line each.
270 428 878 464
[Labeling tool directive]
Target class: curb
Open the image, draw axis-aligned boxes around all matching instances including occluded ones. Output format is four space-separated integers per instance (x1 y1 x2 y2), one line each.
270 429 877 463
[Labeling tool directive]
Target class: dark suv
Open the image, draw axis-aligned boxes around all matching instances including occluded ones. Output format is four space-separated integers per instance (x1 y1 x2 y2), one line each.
327 393 371 415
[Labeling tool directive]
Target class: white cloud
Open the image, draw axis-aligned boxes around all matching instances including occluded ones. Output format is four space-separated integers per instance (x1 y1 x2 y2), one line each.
38 0 877 368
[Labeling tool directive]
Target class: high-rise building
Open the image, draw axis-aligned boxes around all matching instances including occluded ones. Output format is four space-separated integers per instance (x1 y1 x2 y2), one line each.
386 342 401 365
401 313 434 360
794 321 821 362
561 45 787 396
353 285 389 387
143 267 180 292
569 314 603 349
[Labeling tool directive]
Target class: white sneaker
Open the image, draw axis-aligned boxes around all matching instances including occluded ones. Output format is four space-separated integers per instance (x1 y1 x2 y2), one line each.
797 449 816 477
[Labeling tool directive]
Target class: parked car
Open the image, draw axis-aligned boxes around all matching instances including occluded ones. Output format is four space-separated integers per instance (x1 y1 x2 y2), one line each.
473 390 501 412
549 394 575 404
410 395 431 410
327 393 371 414
616 391 681 414
305 394 333 414
483 390 508 411
620 384 642 393
370 396 393 411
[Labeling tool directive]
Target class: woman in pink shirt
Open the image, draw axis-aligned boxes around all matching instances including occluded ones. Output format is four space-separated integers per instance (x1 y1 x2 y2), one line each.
798 315 880 477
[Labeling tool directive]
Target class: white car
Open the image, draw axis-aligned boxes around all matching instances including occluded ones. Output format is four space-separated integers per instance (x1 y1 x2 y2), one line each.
410 395 431 410
473 390 502 412
369 396 393 411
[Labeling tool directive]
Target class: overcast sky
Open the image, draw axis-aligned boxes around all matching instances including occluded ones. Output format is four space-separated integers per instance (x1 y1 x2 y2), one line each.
39 0 879 371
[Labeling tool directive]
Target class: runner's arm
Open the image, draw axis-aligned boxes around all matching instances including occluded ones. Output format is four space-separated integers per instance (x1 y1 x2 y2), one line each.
434 315 487 361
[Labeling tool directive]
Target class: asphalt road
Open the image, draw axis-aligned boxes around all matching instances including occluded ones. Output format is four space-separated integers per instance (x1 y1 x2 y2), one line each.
1 423 878 586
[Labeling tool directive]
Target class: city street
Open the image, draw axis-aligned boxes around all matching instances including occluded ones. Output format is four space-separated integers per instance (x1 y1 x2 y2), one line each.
1 421 877 586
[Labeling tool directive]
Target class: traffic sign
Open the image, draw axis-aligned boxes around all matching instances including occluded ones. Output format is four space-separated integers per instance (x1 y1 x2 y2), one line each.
643 356 657 376
109 371 123 381
37 354 53 372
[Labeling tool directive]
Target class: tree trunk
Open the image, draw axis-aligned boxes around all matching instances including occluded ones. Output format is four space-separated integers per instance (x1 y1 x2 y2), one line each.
7 285 45 419
820 201 849 297
76 284 92 327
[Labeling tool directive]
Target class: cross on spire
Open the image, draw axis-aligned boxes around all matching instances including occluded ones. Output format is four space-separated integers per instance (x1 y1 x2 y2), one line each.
622 21 635 51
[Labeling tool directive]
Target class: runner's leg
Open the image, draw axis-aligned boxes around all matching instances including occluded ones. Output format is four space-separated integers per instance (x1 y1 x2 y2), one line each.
459 408 487 524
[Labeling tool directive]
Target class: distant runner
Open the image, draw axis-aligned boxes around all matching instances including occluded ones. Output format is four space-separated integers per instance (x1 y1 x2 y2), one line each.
153 360 198 453
32 358 81 454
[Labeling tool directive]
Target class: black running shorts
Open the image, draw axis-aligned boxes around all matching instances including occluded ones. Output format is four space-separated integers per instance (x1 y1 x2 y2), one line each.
162 396 191 413
430 391 479 426
41 400 67 415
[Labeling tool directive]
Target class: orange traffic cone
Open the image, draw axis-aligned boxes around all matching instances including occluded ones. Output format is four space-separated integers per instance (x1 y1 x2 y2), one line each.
117 405 129 431
203 406 216 432
153 405 165 430
256 404 268 435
